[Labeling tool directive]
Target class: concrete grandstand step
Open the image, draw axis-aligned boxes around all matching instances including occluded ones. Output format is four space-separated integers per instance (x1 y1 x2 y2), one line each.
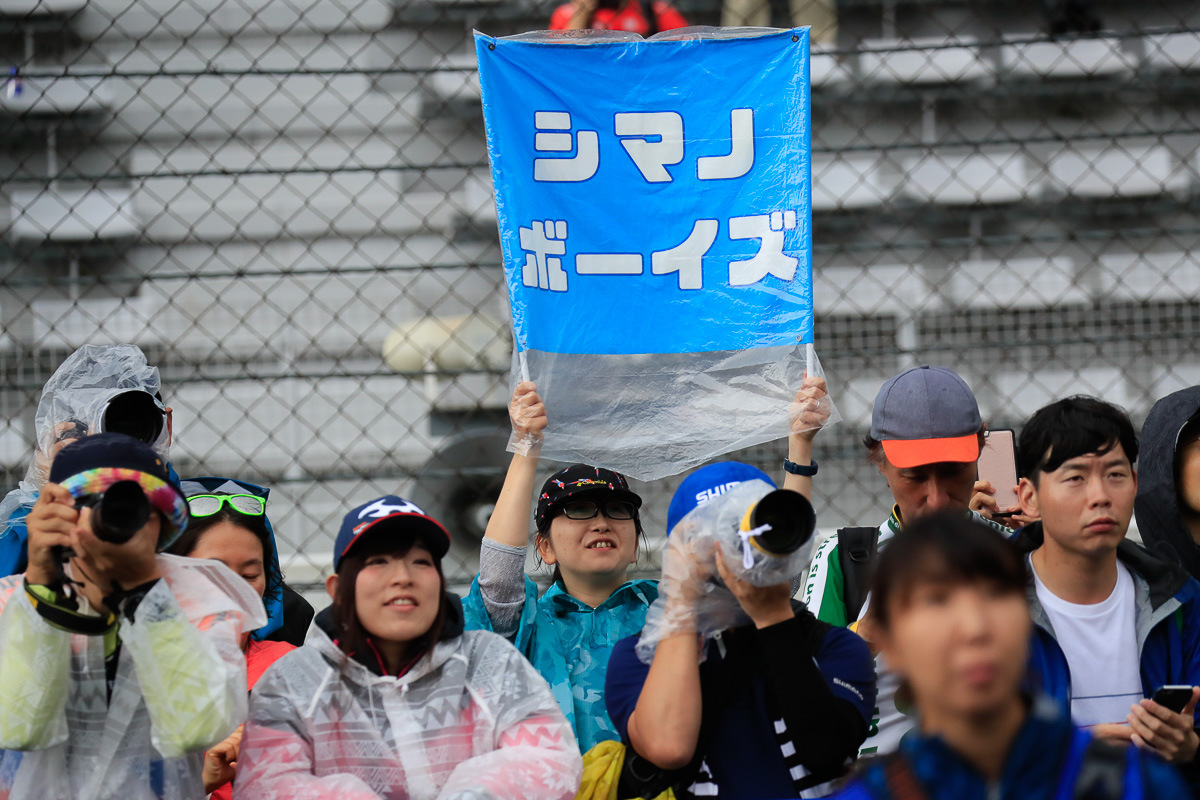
170 374 434 477
1 0 85 15
811 50 853 88
9 186 141 241
901 150 1030 205
948 256 1088 310
999 35 1137 79
986 368 1131 419
74 0 393 40
1095 251 1200 302
858 36 991 85
130 135 404 178
426 53 482 106
1044 142 1187 198
0 75 112 117
812 154 893 211
1143 31 1200 71
814 263 939 316
135 175 453 243
102 72 418 141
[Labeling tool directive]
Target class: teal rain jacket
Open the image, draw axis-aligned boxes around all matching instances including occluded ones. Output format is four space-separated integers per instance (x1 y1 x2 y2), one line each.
462 576 657 752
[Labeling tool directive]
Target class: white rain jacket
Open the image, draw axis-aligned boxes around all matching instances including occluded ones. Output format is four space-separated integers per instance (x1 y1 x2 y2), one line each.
234 608 583 800
0 554 267 800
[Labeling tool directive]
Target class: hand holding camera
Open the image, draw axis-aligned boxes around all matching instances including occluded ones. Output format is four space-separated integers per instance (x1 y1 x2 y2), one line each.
26 480 161 601
25 483 79 587
637 478 817 662
71 491 162 594
713 551 794 630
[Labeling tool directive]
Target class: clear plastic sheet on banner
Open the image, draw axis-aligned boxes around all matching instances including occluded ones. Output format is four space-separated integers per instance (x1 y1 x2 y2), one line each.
507 344 841 481
635 479 817 663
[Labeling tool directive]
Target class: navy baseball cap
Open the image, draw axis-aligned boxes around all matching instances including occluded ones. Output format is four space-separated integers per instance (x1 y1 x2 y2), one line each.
334 495 451 570
870 365 983 468
535 464 642 529
48 432 189 546
667 461 776 535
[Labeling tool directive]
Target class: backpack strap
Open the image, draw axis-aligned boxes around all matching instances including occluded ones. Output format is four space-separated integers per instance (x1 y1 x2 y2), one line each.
838 527 879 623
1070 737 1127 800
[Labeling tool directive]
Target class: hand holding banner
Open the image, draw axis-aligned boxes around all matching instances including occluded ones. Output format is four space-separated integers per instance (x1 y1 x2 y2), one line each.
477 27 839 480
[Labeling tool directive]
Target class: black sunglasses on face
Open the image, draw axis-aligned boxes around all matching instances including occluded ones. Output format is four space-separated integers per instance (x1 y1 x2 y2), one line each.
560 499 636 521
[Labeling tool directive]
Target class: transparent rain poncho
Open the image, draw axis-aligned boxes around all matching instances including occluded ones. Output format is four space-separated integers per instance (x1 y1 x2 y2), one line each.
235 625 582 800
0 344 167 529
635 480 817 663
0 554 267 800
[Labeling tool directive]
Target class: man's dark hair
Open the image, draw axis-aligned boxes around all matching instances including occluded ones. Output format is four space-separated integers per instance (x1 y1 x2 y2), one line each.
871 511 1027 631
1016 395 1138 484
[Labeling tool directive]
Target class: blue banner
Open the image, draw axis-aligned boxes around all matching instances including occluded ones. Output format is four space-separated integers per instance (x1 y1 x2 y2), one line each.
476 29 813 357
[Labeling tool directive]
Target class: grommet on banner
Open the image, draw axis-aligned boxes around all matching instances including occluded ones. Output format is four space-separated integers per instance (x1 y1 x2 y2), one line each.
792 34 799 42
488 42 496 50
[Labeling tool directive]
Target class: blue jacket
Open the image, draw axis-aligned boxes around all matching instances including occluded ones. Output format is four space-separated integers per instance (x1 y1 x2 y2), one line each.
461 575 657 752
1015 522 1200 796
831 697 1187 800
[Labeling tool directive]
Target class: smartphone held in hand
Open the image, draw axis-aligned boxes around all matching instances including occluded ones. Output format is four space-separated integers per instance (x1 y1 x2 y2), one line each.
978 430 1019 516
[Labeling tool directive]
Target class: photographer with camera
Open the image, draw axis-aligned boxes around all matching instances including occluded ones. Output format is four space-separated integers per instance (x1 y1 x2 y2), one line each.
0 433 266 800
604 463 875 799
0 344 173 578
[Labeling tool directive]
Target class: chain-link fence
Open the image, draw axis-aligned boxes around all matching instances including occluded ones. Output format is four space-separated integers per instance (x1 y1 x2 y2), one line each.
2 0 1198 600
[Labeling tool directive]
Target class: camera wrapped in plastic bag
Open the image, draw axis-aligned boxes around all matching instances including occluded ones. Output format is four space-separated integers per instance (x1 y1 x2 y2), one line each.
636 479 816 663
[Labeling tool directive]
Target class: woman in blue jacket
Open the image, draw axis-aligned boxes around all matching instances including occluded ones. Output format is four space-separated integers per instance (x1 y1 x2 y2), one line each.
832 512 1187 800
463 379 828 753
461 382 659 753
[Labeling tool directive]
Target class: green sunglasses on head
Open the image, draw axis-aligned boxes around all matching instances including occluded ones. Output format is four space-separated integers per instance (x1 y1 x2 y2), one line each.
186 493 266 518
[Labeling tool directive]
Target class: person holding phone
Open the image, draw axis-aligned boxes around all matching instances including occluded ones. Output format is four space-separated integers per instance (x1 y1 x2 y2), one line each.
802 365 1013 757
1015 396 1200 794
974 429 1038 528
829 512 1187 800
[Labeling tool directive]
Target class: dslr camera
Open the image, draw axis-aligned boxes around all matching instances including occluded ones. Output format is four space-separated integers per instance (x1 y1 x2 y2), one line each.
78 481 153 545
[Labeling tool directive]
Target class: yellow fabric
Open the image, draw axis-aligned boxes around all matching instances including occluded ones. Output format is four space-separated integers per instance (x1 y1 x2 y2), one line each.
575 740 675 800
0 584 71 750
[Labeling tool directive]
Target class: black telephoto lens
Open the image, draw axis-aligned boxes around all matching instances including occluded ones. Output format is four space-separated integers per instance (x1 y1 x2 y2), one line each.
91 480 152 544
747 489 816 556
102 391 165 445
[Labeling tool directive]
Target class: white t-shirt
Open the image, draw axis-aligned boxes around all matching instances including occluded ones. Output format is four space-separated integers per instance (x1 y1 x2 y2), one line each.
1031 557 1143 726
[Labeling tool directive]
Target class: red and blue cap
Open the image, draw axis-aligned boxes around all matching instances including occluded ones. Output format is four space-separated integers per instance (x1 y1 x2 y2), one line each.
334 495 451 571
